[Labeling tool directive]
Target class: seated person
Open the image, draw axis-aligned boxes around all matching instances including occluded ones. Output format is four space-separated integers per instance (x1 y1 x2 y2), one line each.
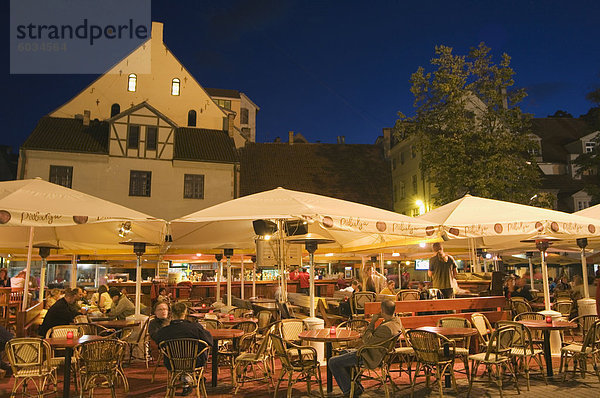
45 288 61 309
507 276 534 301
154 302 213 396
149 301 170 342
108 287 135 320
555 276 571 292
417 281 431 300
38 289 80 336
379 279 397 296
340 279 359 293
329 300 402 396
156 287 171 304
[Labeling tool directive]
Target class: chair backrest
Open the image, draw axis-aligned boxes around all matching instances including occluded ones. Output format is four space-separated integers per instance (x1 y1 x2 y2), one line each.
269 333 292 370
75 339 124 373
159 338 210 371
510 299 532 317
554 301 572 317
338 319 369 334
407 329 453 365
279 319 307 342
471 313 492 344
513 311 544 322
555 290 572 300
496 320 535 355
571 314 599 337
580 320 600 352
46 325 85 339
6 337 51 372
232 321 258 334
257 310 272 332
437 317 471 328
398 289 420 301
75 323 116 337
74 314 90 324
357 333 399 370
352 292 376 313
201 319 223 330
484 325 516 360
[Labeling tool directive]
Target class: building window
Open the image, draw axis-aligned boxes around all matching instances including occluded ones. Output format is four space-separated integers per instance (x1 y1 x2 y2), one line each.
184 174 205 199
171 78 180 96
585 141 596 153
128 125 140 149
577 200 590 210
241 108 249 124
127 74 137 92
241 127 251 139
215 99 231 110
146 126 157 151
412 175 418 194
49 165 73 188
110 103 120 117
187 110 197 127
129 171 151 197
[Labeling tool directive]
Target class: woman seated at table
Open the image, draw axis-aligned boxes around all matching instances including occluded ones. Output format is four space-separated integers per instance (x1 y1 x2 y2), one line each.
149 301 170 342
505 275 534 301
379 279 397 295
107 287 135 320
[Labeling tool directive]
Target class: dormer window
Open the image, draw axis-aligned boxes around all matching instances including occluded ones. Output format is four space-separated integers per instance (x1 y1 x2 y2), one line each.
171 78 180 96
128 74 137 92
585 141 596 153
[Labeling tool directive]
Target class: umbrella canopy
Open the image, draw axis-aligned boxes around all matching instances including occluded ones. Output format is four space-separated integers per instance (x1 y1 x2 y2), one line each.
169 187 439 252
0 178 166 253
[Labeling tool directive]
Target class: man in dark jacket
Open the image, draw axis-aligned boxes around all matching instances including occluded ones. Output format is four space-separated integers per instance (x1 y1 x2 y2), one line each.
154 302 213 396
38 289 79 337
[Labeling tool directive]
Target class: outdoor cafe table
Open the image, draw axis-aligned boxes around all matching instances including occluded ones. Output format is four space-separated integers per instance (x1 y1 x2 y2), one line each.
517 319 577 377
298 328 360 394
208 328 244 387
45 335 104 398
91 319 140 329
416 326 478 387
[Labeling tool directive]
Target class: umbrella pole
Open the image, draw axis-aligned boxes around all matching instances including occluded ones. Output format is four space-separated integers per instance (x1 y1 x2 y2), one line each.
22 226 34 311
581 248 589 298
241 255 245 300
379 253 384 276
227 256 232 307
135 253 142 316
252 262 256 298
309 250 316 318
70 255 77 289
540 251 551 311
528 257 535 291
216 260 222 303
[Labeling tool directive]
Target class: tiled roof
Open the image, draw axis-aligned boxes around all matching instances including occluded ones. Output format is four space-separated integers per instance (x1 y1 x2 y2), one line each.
204 88 241 99
174 128 238 163
23 117 238 163
240 143 393 210
531 118 591 163
22 116 109 154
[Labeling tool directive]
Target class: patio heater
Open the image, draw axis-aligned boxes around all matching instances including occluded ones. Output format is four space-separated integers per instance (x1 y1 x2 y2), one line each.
251 255 257 298
224 248 234 307
215 254 223 304
287 233 335 318
577 238 590 298
526 251 535 291
120 241 154 317
33 243 61 305
520 236 560 312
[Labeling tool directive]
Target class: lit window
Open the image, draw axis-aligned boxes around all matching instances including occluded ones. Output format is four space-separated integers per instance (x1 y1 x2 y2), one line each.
127 74 137 92
171 78 180 96
49 165 73 188
184 174 205 199
585 141 596 153
129 170 151 197
215 99 231 110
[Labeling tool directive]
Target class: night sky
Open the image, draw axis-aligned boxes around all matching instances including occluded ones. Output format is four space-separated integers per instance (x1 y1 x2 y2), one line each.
2 0 600 152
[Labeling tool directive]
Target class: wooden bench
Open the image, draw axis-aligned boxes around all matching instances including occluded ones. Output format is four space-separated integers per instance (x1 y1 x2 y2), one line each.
364 296 508 329
16 302 44 337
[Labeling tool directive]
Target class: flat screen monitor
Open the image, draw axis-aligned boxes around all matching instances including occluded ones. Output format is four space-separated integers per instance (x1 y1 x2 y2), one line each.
415 259 429 270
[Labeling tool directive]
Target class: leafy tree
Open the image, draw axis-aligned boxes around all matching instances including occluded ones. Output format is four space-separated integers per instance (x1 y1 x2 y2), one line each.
395 43 540 206
549 110 573 118
529 192 557 209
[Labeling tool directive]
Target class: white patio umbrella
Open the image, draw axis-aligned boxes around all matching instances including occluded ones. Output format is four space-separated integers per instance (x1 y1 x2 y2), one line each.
417 194 600 310
574 204 600 298
0 179 166 313
169 187 439 316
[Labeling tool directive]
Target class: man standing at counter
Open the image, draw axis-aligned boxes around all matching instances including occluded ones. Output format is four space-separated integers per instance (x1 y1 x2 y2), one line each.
428 242 457 299
298 267 310 295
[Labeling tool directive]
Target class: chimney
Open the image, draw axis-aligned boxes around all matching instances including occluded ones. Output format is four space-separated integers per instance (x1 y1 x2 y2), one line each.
151 21 163 43
83 110 90 126
227 113 235 138
288 131 294 145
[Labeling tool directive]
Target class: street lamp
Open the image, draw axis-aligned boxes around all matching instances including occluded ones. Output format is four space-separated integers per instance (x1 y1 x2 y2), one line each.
287 233 335 318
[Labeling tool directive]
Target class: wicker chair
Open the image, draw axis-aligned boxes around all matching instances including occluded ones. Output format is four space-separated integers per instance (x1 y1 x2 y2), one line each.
514 312 545 348
348 334 398 398
219 321 258 376
437 317 471 379
559 319 600 382
229 307 253 318
555 290 572 300
407 329 457 398
159 338 211 398
467 325 520 398
497 320 546 390
554 300 573 320
509 298 532 318
333 319 369 354
75 323 117 338
74 338 126 398
123 315 152 367
351 292 376 319
278 319 308 345
567 315 599 344
389 317 415 384
200 319 223 330
256 310 273 335
6 337 57 398
270 333 324 398
471 313 493 351
397 289 420 301
233 329 273 394
45 325 85 339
